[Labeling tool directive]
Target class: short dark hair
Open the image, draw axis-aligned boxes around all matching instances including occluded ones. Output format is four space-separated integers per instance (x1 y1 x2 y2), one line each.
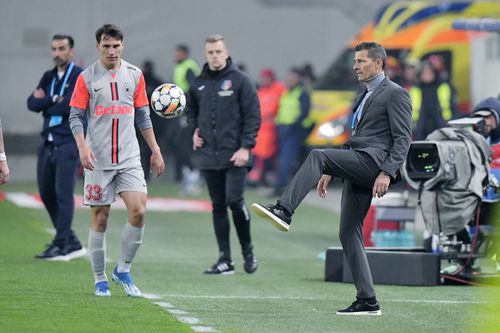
176 44 190 54
355 42 387 69
52 34 74 48
95 24 124 43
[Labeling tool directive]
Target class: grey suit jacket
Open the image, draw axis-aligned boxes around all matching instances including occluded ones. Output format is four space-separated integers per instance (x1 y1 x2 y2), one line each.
346 77 412 180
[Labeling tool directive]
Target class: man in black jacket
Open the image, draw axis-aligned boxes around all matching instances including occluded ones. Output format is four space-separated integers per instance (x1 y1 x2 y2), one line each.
27 34 86 261
186 34 261 275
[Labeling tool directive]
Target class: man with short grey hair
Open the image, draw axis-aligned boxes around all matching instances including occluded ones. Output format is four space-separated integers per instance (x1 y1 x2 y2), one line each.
253 42 412 315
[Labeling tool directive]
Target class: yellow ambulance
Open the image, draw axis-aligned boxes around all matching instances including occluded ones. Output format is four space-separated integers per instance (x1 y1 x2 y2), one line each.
308 1 500 146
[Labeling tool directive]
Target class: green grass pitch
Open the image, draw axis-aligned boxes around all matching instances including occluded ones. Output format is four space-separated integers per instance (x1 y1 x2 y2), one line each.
1 181 499 332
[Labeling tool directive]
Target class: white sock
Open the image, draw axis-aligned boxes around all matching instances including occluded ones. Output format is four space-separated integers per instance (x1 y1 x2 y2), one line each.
117 222 144 273
89 229 107 284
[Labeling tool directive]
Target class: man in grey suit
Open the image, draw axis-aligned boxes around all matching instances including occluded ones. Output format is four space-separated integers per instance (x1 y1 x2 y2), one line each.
252 42 412 316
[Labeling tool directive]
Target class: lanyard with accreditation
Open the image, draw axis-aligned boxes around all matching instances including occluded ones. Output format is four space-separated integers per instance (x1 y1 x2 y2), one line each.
48 62 75 127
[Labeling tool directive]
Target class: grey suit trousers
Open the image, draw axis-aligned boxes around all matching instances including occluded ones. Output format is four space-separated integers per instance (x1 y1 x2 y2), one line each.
278 148 380 298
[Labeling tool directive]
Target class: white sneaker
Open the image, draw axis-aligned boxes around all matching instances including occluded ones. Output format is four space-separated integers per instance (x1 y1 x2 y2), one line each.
65 247 87 261
112 267 142 297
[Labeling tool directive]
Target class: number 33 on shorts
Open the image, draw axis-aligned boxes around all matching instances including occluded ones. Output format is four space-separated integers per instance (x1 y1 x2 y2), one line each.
83 169 111 205
85 184 103 201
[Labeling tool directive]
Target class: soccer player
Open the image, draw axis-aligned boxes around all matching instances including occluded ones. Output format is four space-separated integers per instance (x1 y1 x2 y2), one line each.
69 24 164 297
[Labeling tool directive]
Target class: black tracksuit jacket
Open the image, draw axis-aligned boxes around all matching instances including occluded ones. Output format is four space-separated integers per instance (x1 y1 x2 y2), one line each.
186 58 260 169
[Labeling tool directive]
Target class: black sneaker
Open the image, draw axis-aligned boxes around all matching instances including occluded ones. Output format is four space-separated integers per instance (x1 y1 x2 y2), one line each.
34 244 68 261
204 260 235 275
336 298 381 316
243 248 258 274
251 203 291 231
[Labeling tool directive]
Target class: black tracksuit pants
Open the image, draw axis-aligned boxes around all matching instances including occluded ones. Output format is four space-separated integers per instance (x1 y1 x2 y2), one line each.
203 167 252 261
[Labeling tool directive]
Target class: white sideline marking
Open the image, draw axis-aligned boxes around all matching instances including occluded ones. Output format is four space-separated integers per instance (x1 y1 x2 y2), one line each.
143 293 162 300
6 192 43 208
191 326 216 332
178 317 200 325
168 309 188 315
161 294 487 304
6 191 211 212
150 296 216 332
153 301 174 309
44 228 56 235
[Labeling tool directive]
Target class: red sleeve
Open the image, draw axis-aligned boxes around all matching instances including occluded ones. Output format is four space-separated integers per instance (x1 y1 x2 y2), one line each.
491 144 500 168
134 73 149 108
69 74 90 110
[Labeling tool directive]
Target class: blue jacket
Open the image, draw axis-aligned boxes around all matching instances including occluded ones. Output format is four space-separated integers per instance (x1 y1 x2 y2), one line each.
27 63 83 146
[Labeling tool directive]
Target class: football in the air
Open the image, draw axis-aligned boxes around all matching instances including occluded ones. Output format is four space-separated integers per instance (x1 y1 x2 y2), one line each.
150 83 186 119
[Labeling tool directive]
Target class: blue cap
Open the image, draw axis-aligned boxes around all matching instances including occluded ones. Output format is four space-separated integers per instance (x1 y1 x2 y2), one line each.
472 97 500 124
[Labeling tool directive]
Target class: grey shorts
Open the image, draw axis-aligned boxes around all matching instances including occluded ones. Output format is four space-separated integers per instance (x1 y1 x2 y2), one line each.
83 165 147 206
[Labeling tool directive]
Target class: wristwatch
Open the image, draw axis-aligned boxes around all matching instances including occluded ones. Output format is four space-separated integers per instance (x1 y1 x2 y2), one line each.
381 170 390 177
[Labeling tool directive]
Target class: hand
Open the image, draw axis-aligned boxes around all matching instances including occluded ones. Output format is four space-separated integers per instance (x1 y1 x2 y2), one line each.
230 148 249 167
150 149 165 178
317 174 331 198
0 161 9 185
33 88 45 98
193 128 204 151
372 171 391 198
79 144 97 170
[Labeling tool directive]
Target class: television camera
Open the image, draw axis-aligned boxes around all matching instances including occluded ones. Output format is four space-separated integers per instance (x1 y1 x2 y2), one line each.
402 117 498 284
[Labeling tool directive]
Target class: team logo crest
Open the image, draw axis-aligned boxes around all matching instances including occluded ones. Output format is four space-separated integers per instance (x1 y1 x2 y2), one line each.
221 80 232 91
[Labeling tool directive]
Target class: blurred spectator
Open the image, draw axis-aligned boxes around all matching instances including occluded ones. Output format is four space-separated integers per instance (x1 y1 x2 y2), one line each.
236 62 258 88
428 54 449 82
137 60 166 180
472 97 500 145
237 62 248 73
174 44 200 93
402 60 419 91
409 61 457 140
274 67 311 196
172 44 202 195
384 56 403 86
248 69 286 186
301 63 316 89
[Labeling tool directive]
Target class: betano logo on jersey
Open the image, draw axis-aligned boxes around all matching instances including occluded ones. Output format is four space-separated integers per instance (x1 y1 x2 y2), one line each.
95 104 134 116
